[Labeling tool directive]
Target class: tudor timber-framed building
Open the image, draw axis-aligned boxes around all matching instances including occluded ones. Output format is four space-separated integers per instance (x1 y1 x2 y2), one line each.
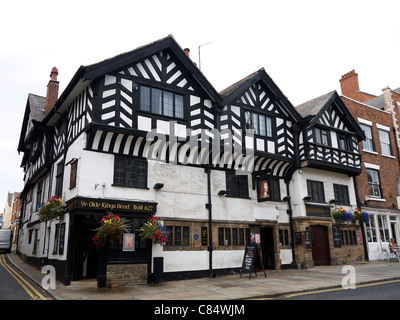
17 35 367 285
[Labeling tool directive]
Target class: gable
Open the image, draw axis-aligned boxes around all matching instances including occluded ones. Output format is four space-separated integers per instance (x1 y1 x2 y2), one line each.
118 50 196 92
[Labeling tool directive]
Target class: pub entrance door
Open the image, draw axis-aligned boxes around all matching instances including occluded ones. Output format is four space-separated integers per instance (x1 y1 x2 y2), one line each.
260 227 275 269
311 225 331 266
74 215 99 280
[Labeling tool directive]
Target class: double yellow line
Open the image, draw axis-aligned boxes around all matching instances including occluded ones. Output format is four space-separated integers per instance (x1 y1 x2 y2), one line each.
0 254 47 300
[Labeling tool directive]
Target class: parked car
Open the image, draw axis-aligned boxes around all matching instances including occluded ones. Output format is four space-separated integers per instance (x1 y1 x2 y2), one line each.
0 229 12 253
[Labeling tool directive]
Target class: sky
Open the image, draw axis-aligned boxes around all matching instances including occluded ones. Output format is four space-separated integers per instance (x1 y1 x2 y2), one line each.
1 0 400 208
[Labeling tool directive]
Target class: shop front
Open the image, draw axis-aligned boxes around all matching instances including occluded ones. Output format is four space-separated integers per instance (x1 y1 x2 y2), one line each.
64 197 157 285
293 204 365 268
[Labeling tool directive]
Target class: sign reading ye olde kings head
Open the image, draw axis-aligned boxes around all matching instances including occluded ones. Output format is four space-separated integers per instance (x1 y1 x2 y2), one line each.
67 197 157 214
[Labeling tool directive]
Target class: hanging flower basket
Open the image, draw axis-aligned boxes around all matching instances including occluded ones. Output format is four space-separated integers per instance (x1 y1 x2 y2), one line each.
92 213 129 247
38 196 67 222
352 208 369 224
139 216 169 246
331 207 354 224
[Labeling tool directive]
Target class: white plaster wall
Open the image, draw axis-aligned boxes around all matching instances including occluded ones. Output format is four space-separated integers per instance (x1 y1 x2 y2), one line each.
289 167 357 218
161 251 210 272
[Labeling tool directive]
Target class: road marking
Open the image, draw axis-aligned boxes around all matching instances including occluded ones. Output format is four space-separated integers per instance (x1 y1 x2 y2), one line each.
0 254 47 300
283 279 400 299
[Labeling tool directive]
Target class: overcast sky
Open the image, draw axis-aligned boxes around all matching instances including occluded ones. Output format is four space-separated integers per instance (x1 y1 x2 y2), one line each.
1 0 400 208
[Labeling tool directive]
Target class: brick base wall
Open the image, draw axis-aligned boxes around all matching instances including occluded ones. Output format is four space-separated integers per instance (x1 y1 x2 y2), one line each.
107 264 147 286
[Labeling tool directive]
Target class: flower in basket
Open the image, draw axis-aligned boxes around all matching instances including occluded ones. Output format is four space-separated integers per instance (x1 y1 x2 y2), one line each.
352 208 369 224
92 213 129 247
38 196 67 222
139 216 169 245
332 207 354 224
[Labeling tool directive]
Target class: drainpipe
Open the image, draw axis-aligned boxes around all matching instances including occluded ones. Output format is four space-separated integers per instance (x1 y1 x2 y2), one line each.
284 124 301 269
205 166 213 278
285 179 297 268
353 176 369 261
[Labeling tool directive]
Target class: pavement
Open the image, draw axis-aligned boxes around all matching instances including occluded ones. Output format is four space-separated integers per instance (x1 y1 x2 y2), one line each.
6 248 400 300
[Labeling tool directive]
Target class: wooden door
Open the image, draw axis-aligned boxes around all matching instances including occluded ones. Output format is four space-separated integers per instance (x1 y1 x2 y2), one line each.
311 225 331 266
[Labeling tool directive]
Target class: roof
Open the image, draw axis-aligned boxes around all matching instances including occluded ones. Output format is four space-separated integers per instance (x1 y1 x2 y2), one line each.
219 69 262 97
364 87 400 110
27 94 46 122
295 90 365 140
296 91 336 119
43 35 223 126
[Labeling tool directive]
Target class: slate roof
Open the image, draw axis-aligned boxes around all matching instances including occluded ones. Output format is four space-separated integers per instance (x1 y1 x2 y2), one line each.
364 87 400 110
27 93 46 122
295 91 336 119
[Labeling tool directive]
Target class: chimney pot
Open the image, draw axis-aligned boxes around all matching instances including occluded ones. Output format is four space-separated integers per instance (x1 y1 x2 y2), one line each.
50 67 58 81
184 48 190 57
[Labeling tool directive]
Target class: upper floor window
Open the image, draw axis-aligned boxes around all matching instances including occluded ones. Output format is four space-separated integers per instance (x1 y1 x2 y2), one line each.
70 160 78 189
366 169 381 198
245 111 273 137
333 184 350 205
307 180 325 203
55 161 64 197
338 134 351 151
314 128 329 146
140 86 184 119
360 123 374 151
378 129 392 156
114 156 147 189
226 172 249 198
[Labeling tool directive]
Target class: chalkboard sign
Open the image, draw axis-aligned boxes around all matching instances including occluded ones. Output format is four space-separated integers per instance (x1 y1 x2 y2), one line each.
332 226 342 248
241 245 256 275
304 231 311 250
240 245 266 279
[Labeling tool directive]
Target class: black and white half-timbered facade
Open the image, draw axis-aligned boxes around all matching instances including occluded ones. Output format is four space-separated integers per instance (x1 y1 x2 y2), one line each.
17 36 368 285
294 91 366 267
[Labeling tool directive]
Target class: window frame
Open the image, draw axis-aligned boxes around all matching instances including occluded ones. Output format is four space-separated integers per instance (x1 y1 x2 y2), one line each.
314 127 330 146
245 111 274 138
306 180 325 203
333 184 350 205
378 129 393 156
139 85 185 120
55 161 64 197
218 226 250 248
366 168 382 198
113 156 148 189
360 123 374 152
226 171 249 199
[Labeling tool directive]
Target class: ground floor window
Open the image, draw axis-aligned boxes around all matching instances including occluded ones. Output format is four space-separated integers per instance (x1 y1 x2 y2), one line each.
365 213 399 243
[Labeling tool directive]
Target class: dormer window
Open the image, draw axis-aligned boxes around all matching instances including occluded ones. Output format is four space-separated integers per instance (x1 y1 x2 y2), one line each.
140 86 184 119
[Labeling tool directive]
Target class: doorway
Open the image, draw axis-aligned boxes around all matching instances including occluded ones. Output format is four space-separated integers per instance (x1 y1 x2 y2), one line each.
311 225 331 266
260 227 275 269
74 215 99 280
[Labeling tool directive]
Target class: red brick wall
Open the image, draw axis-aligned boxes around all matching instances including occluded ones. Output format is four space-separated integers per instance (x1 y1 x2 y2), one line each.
341 96 400 209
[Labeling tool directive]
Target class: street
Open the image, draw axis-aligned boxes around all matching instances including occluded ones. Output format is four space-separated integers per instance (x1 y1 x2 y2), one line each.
278 279 400 300
0 254 51 300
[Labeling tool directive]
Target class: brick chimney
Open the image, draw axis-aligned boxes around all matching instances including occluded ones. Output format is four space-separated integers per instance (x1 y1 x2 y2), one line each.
339 70 360 99
45 67 59 114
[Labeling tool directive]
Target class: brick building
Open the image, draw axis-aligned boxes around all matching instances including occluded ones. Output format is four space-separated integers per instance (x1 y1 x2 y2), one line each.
339 70 400 260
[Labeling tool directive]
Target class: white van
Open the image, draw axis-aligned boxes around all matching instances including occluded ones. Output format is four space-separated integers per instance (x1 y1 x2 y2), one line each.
0 229 12 253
